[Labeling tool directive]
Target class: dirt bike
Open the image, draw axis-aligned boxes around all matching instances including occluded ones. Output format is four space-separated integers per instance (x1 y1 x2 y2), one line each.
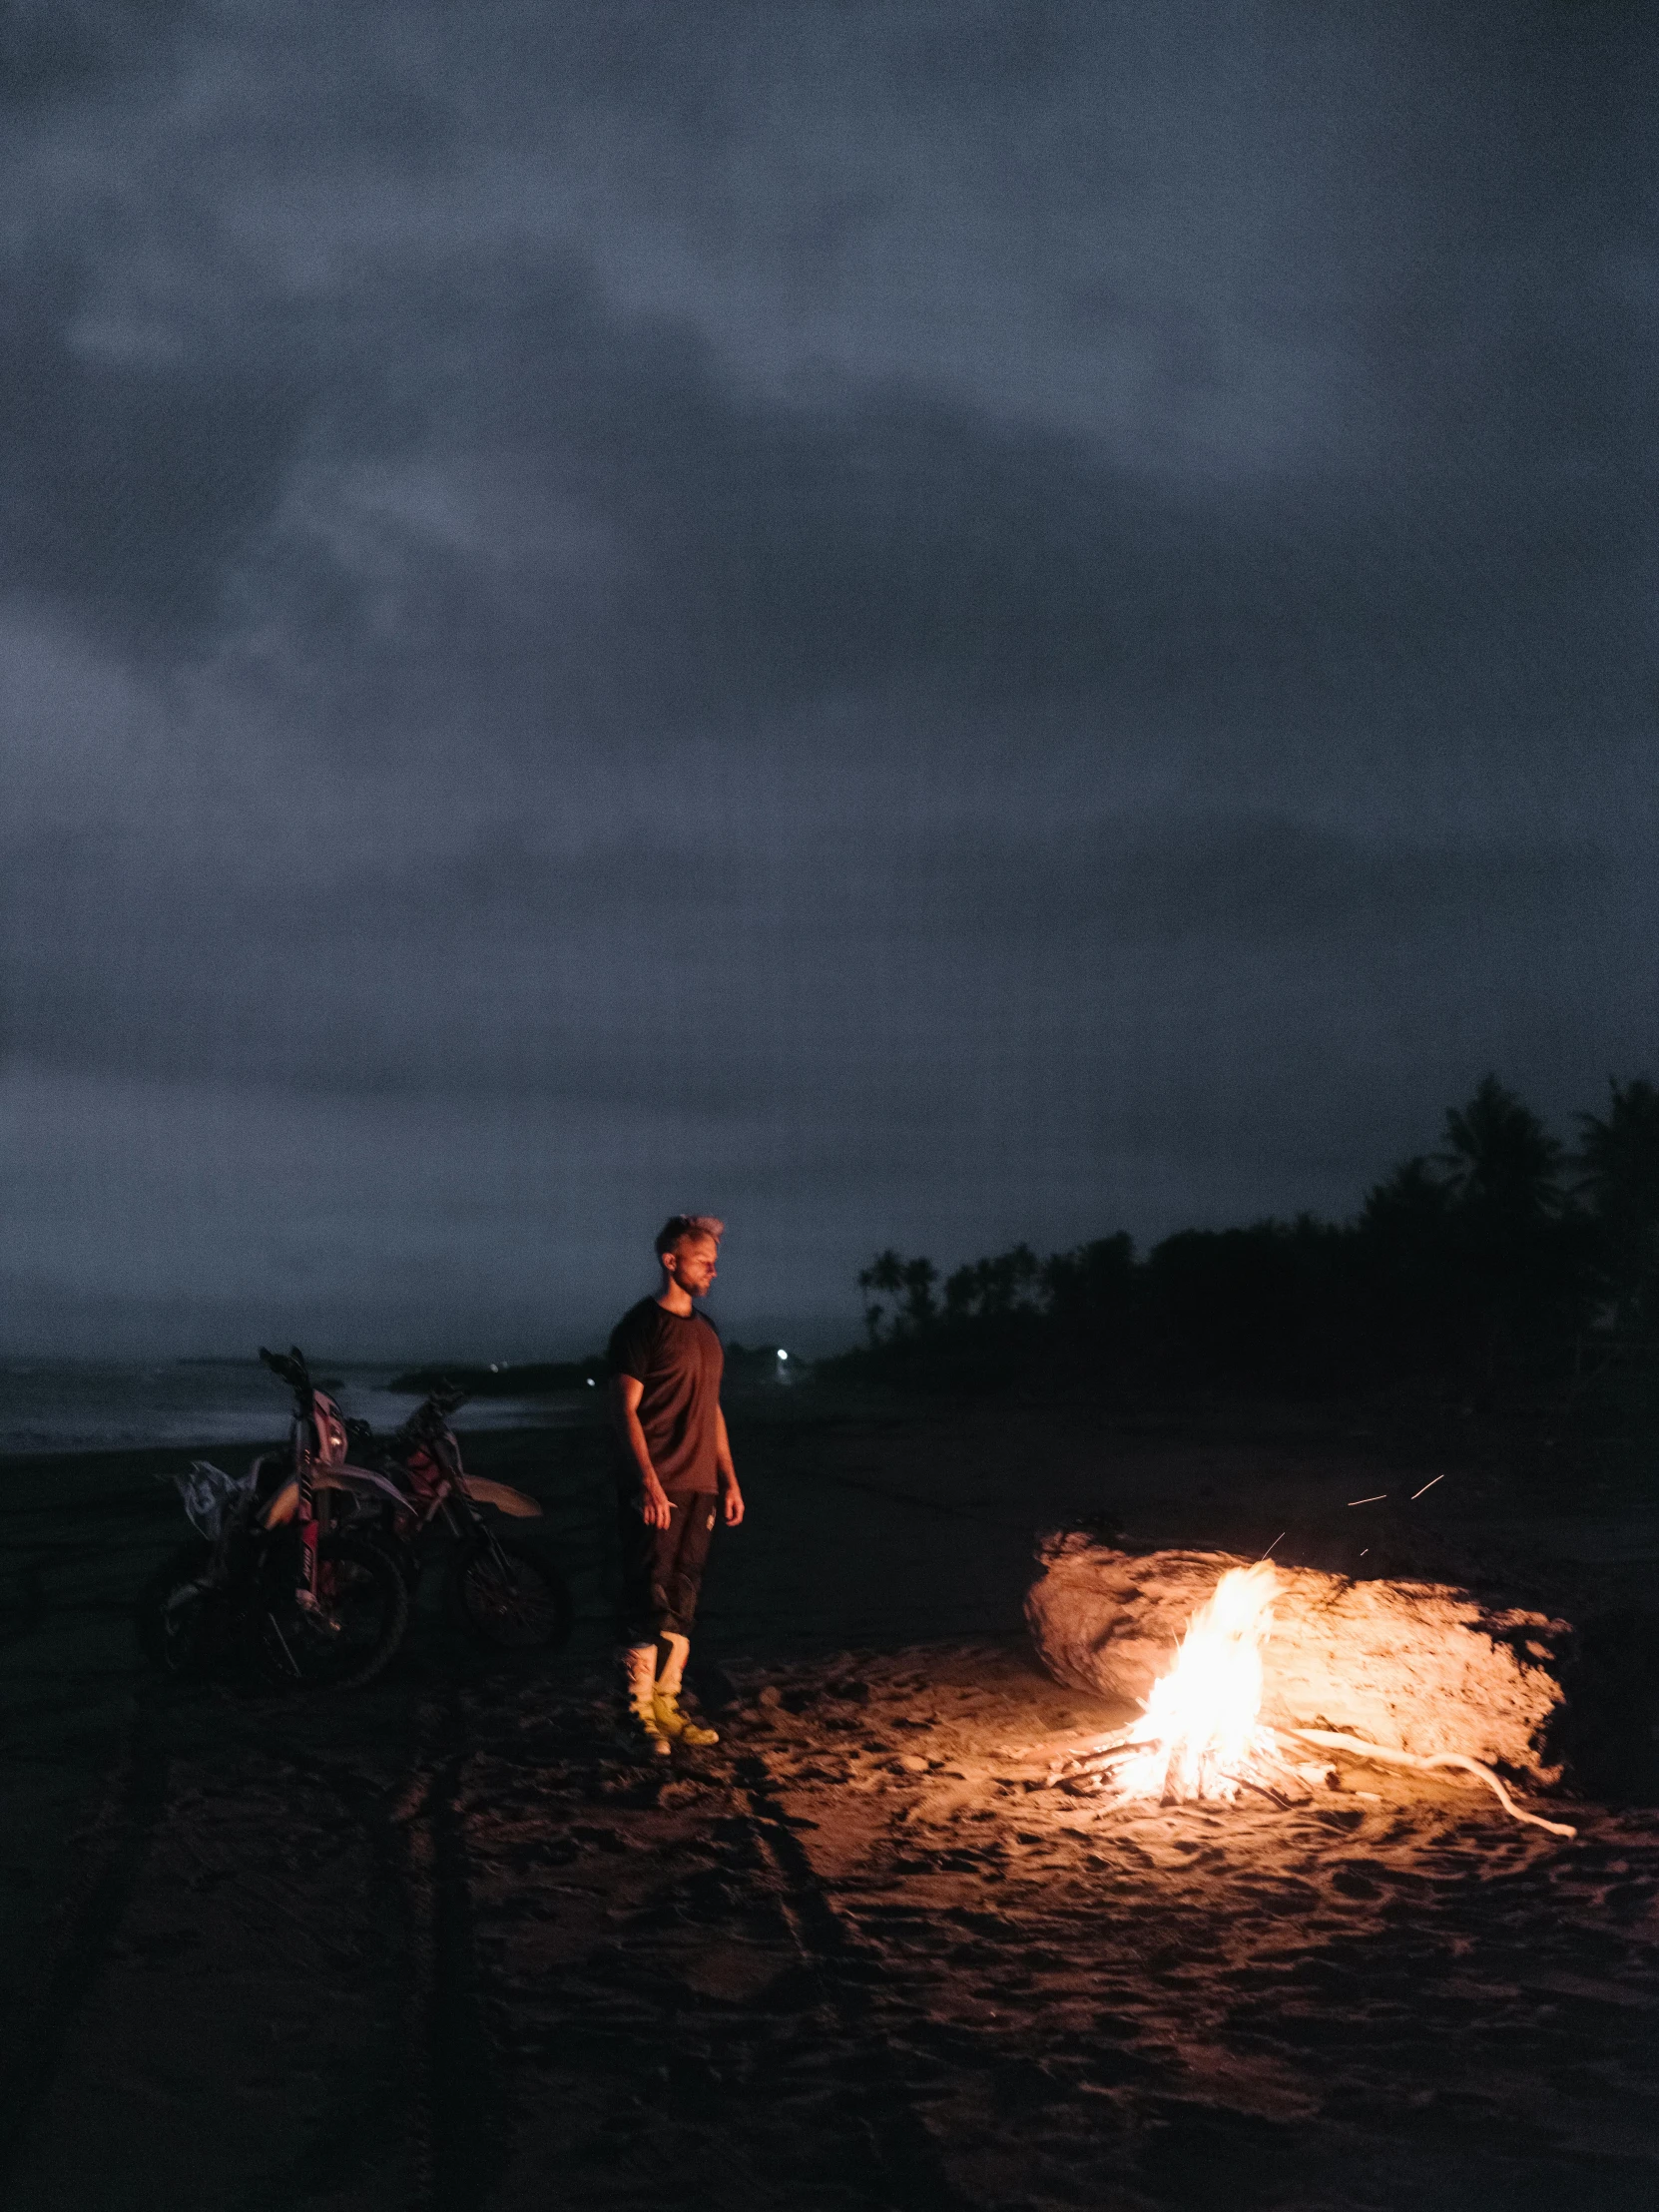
348 1380 573 1652
136 1348 411 1689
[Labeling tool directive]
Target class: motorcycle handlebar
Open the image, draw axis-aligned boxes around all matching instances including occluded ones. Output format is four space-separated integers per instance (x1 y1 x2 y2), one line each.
259 1345 313 1408
401 1386 471 1432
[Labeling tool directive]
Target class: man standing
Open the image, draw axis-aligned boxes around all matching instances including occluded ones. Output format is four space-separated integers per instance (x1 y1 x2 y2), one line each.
607 1214 745 1758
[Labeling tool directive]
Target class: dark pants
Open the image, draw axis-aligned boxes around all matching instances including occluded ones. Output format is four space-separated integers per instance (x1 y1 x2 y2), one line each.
615 1489 719 1644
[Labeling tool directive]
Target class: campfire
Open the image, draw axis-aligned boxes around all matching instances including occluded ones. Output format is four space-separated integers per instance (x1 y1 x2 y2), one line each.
1046 1561 1577 1838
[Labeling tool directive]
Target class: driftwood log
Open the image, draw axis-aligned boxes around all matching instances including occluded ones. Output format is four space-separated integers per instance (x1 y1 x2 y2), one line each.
1026 1534 1574 1785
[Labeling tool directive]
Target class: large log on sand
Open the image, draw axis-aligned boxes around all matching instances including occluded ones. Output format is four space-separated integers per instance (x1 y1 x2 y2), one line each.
1026 1534 1573 1785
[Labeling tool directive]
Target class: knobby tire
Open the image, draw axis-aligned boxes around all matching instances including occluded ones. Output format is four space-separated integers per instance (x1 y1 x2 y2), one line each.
248 1531 410 1690
134 1538 222 1677
443 1532 572 1651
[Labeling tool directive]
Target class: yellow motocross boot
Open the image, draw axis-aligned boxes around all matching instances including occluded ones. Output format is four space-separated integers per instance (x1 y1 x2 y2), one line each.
620 1643 671 1760
621 1692 673 1760
653 1689 719 1748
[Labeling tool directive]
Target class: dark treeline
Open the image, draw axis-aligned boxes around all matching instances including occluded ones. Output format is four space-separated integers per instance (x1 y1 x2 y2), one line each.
830 1077 1659 1416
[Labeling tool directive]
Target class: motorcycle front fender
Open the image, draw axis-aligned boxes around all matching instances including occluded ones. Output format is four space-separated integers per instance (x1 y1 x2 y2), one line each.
335 1463 412 1509
458 1475 542 1519
261 1480 299 1529
259 1465 409 1529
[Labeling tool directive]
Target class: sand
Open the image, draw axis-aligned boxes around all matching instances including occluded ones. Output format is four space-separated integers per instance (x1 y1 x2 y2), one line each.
1 1394 1656 2209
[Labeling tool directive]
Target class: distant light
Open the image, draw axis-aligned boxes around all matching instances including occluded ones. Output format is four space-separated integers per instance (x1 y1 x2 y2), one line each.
587 1378 596 1387
777 1349 789 1362
489 1363 499 1373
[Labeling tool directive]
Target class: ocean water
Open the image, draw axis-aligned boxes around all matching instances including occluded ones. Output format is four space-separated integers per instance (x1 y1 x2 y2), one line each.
0 1361 600 1457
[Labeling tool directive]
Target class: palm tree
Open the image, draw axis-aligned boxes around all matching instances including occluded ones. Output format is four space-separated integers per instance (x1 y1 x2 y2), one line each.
942 1244 1040 1319
1430 1077 1581 1391
1436 1074 1565 1226
1361 1154 1454 1239
1575 1077 1659 1337
1357 1155 1462 1379
856 1250 937 1344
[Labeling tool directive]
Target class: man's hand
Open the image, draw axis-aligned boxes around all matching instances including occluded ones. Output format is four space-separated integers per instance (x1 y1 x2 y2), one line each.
714 1405 743 1526
614 1375 673 1527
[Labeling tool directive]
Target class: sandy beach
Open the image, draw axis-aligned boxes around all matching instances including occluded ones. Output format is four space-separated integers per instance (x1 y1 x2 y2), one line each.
2 1395 1656 2210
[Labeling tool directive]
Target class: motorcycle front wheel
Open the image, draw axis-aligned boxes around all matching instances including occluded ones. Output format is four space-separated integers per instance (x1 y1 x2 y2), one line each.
136 1538 228 1677
247 1532 410 1690
444 1533 573 1651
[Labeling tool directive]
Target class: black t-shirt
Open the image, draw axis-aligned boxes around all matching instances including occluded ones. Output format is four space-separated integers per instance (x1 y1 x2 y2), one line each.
606 1299 724 1494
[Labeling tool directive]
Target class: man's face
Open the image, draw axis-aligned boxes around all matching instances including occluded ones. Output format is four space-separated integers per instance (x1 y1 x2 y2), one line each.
666 1236 719 1297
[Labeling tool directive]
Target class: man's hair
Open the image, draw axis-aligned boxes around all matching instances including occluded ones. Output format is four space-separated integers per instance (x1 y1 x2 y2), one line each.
655 1214 725 1262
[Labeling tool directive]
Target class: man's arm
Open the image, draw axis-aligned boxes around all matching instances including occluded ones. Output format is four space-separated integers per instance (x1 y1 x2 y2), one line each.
715 1404 744 1526
610 1376 673 1529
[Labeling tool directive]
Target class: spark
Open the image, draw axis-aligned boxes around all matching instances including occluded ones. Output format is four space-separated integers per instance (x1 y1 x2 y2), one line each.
1347 1493 1387 1506
1261 1531 1285 1558
1409 1474 1445 1499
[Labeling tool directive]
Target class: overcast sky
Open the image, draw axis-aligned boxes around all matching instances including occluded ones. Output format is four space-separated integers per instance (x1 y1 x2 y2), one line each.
3 0 1655 1360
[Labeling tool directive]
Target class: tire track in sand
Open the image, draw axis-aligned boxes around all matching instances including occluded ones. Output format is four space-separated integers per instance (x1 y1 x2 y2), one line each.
736 1750 962 2212
0 1697 170 2189
394 1697 503 2212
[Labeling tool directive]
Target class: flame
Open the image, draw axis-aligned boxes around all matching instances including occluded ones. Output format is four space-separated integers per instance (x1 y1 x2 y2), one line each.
1113 1562 1280 1804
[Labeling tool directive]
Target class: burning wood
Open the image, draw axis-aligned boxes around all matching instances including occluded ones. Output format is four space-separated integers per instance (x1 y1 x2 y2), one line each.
1027 1534 1573 1782
1100 1561 1287 1806
1036 1556 1577 1839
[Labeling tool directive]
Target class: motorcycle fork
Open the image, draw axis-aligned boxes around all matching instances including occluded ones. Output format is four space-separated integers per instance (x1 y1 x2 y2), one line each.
439 1496 491 1562
463 1508 509 1574
296 1452 320 1608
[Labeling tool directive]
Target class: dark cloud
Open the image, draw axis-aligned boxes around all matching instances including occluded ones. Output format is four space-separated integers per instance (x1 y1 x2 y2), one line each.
2 0 1654 1354
0 262 313 645
6 813 1647 1116
904 820 1628 948
1 209 1644 787
0 1 203 112
8 260 1627 802
2 3 1649 748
